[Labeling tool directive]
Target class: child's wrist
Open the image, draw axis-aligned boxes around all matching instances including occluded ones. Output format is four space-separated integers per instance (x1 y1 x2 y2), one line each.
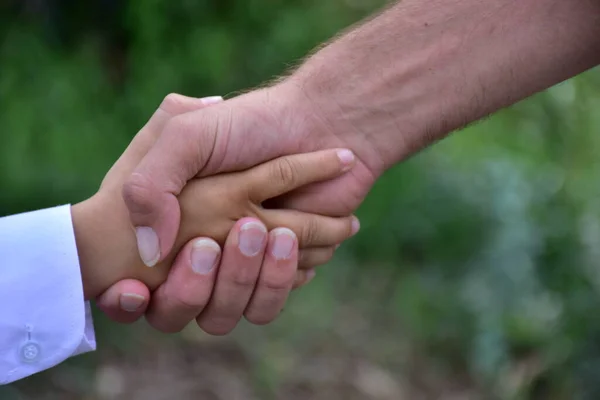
73 193 172 300
72 197 106 300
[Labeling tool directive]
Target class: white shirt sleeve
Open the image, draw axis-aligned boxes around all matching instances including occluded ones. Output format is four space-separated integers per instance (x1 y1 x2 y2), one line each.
0 205 96 385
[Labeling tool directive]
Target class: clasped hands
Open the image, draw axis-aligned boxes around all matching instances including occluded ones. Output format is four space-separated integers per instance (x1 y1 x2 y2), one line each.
79 85 382 335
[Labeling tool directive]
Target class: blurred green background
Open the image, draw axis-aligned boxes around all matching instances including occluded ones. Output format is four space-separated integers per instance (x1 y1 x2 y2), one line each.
2 1 600 399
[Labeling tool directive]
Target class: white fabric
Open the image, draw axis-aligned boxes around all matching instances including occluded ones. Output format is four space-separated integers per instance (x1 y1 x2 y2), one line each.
0 205 95 384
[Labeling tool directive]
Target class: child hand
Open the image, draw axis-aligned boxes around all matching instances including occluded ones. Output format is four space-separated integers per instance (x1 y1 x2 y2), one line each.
72 94 358 318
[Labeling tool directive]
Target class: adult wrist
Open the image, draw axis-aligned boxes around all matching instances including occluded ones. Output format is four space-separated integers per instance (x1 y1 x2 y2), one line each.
271 75 390 180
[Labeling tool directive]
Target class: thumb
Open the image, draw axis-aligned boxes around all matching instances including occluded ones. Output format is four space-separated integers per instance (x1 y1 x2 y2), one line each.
118 94 223 175
122 101 226 267
120 95 223 267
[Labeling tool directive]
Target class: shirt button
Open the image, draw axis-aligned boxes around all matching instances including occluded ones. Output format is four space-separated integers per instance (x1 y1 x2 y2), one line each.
20 342 41 363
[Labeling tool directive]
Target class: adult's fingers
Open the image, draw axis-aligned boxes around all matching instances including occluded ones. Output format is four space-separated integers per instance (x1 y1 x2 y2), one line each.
96 94 222 326
95 279 151 324
196 218 268 335
244 228 298 325
144 237 222 333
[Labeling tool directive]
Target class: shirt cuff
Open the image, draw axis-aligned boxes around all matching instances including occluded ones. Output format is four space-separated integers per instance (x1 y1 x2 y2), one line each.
0 205 96 385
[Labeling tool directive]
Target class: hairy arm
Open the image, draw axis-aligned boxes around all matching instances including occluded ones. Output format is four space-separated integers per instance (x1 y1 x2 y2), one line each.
285 0 600 173
123 0 600 267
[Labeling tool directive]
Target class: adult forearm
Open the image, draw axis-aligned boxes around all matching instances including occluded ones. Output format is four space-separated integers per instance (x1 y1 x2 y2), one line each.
287 0 600 173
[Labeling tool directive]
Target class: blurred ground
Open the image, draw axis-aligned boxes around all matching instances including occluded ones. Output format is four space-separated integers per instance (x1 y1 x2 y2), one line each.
6 267 483 400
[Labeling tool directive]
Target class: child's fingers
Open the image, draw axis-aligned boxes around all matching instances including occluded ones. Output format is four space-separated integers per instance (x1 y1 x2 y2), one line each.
262 209 360 247
244 228 299 325
247 149 355 202
298 246 337 269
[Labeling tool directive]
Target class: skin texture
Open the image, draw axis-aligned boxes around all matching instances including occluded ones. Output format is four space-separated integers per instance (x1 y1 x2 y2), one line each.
77 94 358 333
102 0 600 330
74 149 355 298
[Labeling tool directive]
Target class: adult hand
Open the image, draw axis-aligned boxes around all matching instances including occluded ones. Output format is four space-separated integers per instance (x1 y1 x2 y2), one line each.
123 84 382 268
95 94 317 331
124 0 600 269
97 220 316 332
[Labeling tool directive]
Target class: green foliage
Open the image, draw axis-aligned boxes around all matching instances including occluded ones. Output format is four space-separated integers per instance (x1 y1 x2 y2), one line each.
1 1 599 398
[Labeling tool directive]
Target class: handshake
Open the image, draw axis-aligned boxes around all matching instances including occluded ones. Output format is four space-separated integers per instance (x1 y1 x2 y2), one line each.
80 90 373 335
3 0 592 384
2 78 386 385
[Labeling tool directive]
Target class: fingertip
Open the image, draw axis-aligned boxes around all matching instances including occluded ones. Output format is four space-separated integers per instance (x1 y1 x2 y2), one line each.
124 186 181 266
96 279 150 324
120 293 148 313
135 226 160 267
351 215 360 236
269 227 298 261
336 148 355 172
159 94 223 114
237 217 268 258
200 96 224 105
190 237 221 275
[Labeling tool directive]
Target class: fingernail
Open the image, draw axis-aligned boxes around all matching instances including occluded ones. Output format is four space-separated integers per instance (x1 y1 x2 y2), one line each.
271 228 296 260
238 221 267 257
335 244 341 250
120 293 145 312
200 96 224 105
191 239 220 274
305 269 316 283
337 149 355 170
351 216 360 236
135 226 160 267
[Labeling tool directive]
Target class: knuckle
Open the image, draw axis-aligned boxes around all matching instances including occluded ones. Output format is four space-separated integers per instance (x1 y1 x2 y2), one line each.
160 93 184 112
272 157 297 187
300 217 320 246
225 264 261 291
231 272 259 291
261 278 293 294
197 316 236 336
171 292 209 314
146 314 184 334
122 173 156 216
163 114 212 179
164 114 190 137
245 310 278 326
